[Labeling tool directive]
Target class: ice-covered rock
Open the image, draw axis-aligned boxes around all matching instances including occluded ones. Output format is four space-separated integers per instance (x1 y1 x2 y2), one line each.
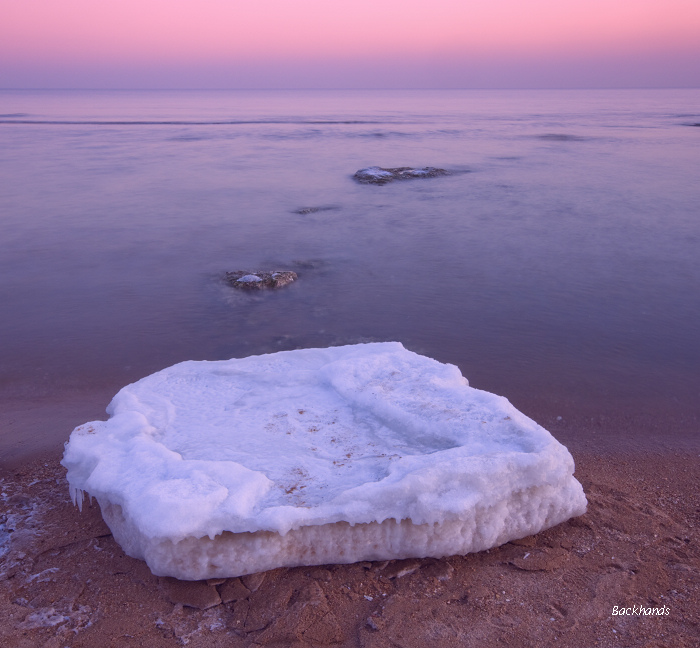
353 166 450 185
62 342 587 580
236 274 262 283
225 270 297 290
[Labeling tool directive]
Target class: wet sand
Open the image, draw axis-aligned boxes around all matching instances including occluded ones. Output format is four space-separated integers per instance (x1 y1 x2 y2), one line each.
1 415 698 648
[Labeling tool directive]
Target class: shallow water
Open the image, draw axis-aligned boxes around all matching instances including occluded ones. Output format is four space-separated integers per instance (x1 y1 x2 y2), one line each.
1 89 699 457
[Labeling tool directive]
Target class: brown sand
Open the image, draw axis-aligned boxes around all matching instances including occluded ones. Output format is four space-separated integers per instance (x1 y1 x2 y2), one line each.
1 442 697 648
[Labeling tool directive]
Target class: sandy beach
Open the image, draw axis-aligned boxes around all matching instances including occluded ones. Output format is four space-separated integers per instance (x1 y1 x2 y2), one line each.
1 410 697 648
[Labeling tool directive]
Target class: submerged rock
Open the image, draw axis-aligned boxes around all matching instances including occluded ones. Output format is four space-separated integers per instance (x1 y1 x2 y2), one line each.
353 166 450 185
536 133 587 142
225 270 297 290
62 342 587 580
292 206 337 215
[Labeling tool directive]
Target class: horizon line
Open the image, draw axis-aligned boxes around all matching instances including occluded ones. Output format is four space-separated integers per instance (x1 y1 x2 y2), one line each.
2 85 700 92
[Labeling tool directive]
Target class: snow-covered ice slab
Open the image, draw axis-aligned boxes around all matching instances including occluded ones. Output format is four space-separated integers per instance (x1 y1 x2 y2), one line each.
62 343 587 580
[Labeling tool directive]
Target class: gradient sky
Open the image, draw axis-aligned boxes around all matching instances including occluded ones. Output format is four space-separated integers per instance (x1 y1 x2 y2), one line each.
2 0 699 88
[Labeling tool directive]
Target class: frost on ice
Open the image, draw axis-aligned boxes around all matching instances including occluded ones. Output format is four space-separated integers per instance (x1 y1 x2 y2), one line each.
62 342 587 580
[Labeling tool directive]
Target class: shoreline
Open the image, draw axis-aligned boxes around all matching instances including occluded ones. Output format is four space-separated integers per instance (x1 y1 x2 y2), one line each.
1 443 698 646
2 385 698 471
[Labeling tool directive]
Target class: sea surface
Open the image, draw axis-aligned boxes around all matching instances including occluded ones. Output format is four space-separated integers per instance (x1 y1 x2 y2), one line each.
1 89 699 459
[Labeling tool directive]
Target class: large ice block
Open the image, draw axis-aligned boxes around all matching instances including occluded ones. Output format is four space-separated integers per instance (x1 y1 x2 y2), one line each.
62 342 587 580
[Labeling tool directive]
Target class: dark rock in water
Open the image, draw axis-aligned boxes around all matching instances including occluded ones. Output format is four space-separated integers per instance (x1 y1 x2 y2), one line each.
225 270 297 290
292 259 327 270
292 206 337 215
353 166 450 185
689 123 700 127
537 133 586 142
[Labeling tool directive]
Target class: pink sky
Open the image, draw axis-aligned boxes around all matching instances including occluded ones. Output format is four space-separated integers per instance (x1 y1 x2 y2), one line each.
2 0 699 88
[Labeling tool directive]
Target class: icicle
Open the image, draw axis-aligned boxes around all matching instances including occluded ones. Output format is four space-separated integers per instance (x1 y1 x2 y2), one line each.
69 485 85 512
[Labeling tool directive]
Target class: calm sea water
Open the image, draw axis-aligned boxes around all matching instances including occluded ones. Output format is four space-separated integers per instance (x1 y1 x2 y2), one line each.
1 89 699 457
